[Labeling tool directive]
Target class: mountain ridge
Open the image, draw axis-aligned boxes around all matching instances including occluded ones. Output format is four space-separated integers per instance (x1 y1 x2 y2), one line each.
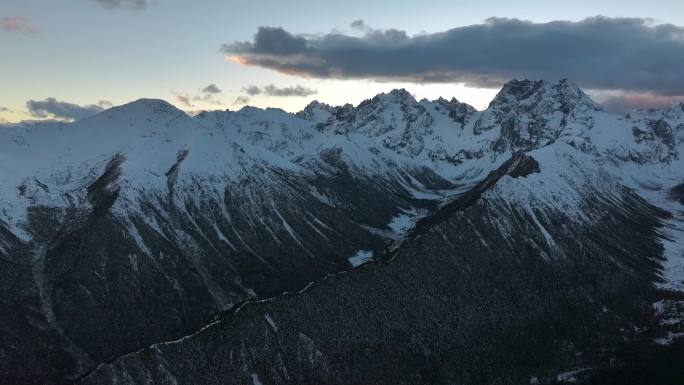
1 79 684 384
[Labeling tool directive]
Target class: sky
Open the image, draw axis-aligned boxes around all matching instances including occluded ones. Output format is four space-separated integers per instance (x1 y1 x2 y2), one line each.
1 0 684 122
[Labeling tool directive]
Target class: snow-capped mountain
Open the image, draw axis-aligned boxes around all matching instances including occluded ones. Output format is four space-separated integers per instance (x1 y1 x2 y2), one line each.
1 79 683 385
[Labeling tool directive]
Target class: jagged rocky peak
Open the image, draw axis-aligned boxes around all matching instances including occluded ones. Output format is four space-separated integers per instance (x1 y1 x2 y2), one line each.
434 97 477 126
551 78 603 113
434 96 475 110
438 97 477 113
359 88 417 110
381 88 417 104
388 87 415 99
296 100 335 121
303 99 333 111
630 101 684 123
489 78 601 115
474 79 604 152
490 79 547 106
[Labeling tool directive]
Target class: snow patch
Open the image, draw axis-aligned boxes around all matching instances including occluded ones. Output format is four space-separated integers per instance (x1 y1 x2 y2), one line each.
525 207 556 247
658 219 684 292
556 368 591 383
388 208 425 235
348 250 373 267
264 313 277 332
655 331 684 346
251 373 263 385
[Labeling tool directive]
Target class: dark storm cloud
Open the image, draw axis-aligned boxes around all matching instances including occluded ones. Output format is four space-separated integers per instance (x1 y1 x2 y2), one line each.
93 0 148 10
26 98 105 120
221 17 684 97
241 84 317 97
227 27 308 55
202 84 222 94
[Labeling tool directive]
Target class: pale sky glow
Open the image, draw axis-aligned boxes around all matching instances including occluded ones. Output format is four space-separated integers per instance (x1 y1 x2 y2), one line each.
1 0 683 122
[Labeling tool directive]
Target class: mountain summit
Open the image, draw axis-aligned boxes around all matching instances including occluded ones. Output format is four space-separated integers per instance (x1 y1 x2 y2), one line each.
490 78 602 113
2 80 683 385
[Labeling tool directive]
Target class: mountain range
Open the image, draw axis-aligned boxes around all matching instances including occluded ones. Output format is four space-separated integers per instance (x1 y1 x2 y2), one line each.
1 79 683 384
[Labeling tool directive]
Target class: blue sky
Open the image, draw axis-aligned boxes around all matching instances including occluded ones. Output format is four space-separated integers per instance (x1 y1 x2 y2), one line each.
1 0 683 122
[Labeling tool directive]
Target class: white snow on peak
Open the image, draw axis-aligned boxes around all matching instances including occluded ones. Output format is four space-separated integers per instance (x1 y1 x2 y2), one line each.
2 80 684 248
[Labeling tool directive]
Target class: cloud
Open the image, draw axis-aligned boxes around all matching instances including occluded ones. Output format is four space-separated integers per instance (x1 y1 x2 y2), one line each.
98 100 114 108
221 17 684 98
263 84 317 97
175 95 193 107
2 16 39 35
26 98 105 120
201 94 224 105
175 86 224 107
350 19 365 29
93 0 148 10
241 84 317 97
350 19 371 33
202 84 222 94
0 106 9 112
242 85 262 96
233 96 250 105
